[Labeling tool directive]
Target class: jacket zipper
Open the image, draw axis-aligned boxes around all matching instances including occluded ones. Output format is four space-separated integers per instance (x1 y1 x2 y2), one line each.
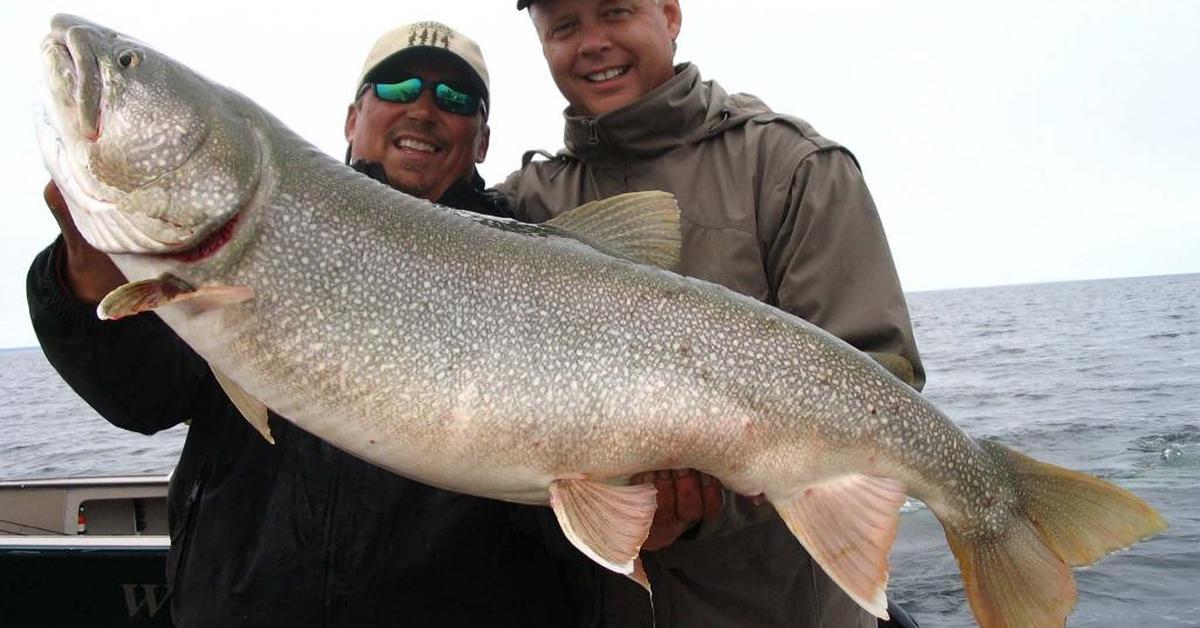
167 462 208 612
320 450 343 627
584 119 600 145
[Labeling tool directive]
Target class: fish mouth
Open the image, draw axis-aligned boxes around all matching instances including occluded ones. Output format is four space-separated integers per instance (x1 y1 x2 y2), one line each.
35 15 266 259
36 19 152 255
42 20 102 142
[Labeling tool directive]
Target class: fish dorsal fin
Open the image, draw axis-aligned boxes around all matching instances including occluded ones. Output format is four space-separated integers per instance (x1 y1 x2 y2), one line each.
865 352 916 388
212 367 274 444
97 273 255 320
773 474 906 619
544 191 681 271
548 478 658 591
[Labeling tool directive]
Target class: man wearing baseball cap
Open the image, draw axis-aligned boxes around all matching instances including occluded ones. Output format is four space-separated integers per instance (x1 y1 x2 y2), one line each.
28 20 582 627
345 21 509 215
499 1 924 627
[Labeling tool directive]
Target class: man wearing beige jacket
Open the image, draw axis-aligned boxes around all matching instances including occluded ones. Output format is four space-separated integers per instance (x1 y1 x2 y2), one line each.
500 1 924 626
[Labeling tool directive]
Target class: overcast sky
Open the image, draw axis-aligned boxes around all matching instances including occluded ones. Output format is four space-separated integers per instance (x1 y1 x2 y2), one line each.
1 1 1196 348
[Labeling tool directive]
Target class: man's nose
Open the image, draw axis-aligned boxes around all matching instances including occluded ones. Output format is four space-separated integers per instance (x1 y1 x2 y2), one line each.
577 23 612 57
402 89 438 119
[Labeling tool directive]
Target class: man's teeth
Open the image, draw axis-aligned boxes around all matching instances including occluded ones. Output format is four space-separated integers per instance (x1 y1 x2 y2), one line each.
587 67 629 82
397 138 436 152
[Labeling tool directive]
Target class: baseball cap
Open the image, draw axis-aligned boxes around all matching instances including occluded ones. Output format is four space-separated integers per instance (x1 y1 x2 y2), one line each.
355 21 490 105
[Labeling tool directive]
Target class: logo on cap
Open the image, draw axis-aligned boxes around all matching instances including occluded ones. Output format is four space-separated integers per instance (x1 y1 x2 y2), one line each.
407 22 454 50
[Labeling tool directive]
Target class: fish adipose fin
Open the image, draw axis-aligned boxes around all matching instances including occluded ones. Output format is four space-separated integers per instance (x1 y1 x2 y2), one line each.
544 191 681 271
97 273 254 320
864 352 916 389
548 478 658 591
212 368 274 444
774 473 906 619
944 440 1168 628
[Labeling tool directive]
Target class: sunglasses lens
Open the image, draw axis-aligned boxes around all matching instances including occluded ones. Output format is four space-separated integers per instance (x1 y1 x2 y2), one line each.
373 78 481 116
434 83 479 115
374 78 423 103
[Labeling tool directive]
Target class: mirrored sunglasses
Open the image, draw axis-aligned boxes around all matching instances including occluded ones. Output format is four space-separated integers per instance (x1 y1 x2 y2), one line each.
373 77 485 117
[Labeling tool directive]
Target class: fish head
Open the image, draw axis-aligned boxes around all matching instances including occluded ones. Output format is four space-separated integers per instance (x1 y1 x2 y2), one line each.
36 14 261 255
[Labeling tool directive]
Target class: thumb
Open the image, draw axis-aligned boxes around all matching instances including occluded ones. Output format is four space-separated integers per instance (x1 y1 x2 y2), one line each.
44 180 82 241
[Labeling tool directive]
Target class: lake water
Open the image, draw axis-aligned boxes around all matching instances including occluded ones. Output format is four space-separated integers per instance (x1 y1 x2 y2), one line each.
1 273 1197 626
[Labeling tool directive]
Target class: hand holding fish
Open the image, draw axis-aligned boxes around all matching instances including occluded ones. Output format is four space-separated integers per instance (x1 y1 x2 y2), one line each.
42 180 123 305
631 469 725 550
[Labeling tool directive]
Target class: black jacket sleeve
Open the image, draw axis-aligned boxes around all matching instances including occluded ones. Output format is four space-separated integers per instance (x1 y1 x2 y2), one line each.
26 238 215 435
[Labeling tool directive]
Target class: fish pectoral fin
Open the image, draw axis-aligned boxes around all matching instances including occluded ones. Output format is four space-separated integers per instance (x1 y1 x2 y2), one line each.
212 367 274 444
865 352 916 388
544 191 682 271
548 478 658 591
97 273 254 320
773 474 906 620
98 274 196 320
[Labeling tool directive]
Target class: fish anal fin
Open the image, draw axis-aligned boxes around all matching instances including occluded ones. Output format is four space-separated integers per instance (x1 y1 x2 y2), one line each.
545 191 681 271
97 273 253 320
773 474 905 619
212 367 274 444
548 478 658 590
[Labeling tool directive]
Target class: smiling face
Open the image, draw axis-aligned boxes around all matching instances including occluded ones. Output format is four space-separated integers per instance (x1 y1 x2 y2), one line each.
344 51 489 202
530 0 681 117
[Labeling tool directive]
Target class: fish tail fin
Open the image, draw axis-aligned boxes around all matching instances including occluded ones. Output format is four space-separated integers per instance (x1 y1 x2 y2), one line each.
943 512 1076 628
942 440 1167 628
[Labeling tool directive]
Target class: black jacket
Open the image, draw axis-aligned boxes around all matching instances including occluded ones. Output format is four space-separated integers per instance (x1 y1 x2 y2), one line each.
26 168 588 628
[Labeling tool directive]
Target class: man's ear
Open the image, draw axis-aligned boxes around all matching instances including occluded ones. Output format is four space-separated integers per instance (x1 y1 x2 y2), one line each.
663 0 682 41
344 104 359 143
475 124 491 164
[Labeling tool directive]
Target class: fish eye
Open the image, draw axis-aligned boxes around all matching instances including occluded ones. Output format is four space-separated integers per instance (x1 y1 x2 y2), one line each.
117 49 142 69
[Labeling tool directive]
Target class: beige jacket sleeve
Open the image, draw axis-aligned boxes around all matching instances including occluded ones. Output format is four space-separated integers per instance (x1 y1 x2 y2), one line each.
759 148 925 390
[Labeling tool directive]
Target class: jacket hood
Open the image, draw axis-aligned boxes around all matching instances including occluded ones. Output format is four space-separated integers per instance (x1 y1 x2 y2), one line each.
561 63 771 162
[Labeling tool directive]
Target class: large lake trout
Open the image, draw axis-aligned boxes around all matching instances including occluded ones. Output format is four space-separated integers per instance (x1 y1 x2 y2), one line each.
36 15 1165 627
